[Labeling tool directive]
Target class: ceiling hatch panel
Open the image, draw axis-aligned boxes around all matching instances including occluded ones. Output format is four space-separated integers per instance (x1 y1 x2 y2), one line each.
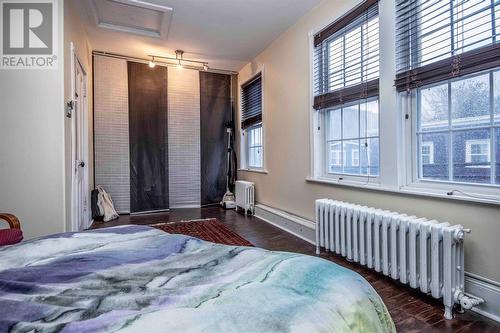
91 0 172 39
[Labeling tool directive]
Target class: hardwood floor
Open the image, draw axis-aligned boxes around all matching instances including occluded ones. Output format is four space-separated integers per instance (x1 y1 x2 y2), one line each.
91 207 500 332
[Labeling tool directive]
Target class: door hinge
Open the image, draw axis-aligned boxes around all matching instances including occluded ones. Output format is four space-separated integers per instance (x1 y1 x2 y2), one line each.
66 100 74 118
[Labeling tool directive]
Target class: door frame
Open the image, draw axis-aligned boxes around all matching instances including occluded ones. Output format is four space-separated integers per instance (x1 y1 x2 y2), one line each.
70 42 90 231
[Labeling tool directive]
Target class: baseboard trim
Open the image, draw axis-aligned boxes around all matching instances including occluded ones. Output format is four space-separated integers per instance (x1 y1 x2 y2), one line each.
170 204 201 209
254 203 500 323
254 204 315 245
464 272 500 322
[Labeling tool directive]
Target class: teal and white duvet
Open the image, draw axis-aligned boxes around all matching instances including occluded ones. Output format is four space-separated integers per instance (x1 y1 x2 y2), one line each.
0 225 395 332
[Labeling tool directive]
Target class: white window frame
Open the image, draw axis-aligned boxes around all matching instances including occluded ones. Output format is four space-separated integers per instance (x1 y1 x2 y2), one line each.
319 100 380 182
246 123 264 169
239 68 267 173
465 139 491 164
307 0 500 205
401 84 500 203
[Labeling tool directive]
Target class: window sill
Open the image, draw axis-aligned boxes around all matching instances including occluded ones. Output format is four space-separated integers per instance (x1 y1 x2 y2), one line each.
238 168 268 174
306 177 500 206
306 176 382 191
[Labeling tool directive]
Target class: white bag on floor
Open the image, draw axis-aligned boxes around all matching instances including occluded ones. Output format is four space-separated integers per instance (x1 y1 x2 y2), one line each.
96 186 119 222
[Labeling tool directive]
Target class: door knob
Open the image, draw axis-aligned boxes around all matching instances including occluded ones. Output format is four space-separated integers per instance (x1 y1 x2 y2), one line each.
78 161 85 168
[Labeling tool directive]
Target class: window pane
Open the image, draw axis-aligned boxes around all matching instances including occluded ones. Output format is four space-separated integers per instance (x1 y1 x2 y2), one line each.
344 26 362 86
328 38 344 90
328 141 343 173
343 104 359 139
360 138 379 176
494 71 500 124
420 0 451 65
247 124 263 168
451 74 490 129
419 133 449 181
453 0 492 53
496 128 500 184
249 147 262 168
360 99 379 137
364 17 379 81
343 140 360 174
452 129 490 184
496 4 500 39
327 108 342 141
325 99 379 177
419 83 449 131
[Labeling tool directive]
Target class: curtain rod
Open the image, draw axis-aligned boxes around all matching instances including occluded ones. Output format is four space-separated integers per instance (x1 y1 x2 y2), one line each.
92 51 238 75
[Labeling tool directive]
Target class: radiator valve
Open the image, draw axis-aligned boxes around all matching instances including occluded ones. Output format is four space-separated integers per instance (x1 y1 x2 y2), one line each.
456 292 484 310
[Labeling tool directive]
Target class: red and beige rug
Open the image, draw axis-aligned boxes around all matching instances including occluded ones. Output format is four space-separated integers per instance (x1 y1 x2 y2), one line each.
151 218 254 247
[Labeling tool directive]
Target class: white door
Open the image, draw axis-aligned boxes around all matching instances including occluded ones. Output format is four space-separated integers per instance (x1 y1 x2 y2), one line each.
72 54 88 231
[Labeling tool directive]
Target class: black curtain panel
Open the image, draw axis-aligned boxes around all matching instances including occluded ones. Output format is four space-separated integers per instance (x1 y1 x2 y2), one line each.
199 72 231 206
128 62 169 213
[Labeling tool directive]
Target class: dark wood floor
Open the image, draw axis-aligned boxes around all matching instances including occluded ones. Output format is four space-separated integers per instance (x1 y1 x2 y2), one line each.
91 207 500 333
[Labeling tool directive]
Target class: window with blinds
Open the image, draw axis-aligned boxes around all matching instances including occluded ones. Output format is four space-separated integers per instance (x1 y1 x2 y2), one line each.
241 73 262 129
397 0 500 186
313 0 379 110
395 0 500 91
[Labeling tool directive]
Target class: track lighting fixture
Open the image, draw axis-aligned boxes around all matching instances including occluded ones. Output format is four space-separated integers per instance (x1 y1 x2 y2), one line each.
146 50 209 72
148 56 156 68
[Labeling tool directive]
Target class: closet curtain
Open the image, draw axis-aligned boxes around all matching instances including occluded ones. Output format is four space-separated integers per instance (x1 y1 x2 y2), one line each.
128 62 169 213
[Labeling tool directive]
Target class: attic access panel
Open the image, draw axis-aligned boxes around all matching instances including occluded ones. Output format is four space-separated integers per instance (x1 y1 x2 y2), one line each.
91 0 172 39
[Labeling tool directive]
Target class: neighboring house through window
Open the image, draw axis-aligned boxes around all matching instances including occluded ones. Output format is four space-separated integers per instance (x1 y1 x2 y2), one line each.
421 142 434 165
466 139 490 164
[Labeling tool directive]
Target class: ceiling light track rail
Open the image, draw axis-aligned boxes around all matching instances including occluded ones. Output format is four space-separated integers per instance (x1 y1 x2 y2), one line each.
92 50 237 75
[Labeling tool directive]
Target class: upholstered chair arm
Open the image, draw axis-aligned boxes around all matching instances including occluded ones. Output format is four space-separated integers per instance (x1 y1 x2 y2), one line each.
0 213 21 229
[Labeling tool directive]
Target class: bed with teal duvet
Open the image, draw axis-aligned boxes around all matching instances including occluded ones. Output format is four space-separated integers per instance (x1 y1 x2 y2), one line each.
0 225 394 332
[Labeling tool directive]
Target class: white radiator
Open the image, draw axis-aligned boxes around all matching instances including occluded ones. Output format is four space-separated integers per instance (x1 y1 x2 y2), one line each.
235 181 254 214
315 199 483 320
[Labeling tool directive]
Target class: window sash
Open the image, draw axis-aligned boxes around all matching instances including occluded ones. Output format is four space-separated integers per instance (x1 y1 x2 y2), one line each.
323 98 380 177
415 69 499 186
246 123 263 169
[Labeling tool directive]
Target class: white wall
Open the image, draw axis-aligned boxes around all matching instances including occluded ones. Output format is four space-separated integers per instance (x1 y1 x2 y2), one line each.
237 0 500 286
0 1 65 238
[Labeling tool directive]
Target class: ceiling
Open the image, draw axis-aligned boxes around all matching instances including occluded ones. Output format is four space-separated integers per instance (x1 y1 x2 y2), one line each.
72 0 322 71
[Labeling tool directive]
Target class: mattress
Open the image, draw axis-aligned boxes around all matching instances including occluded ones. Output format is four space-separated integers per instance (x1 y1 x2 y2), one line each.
0 225 394 332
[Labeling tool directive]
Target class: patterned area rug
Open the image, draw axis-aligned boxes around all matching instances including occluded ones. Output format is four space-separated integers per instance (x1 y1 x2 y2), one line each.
151 218 254 247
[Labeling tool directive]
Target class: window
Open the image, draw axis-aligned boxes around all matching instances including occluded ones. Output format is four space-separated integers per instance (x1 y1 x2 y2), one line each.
416 69 500 185
421 142 434 165
313 0 380 179
396 0 500 189
247 124 263 168
466 139 490 164
326 99 379 175
241 72 264 169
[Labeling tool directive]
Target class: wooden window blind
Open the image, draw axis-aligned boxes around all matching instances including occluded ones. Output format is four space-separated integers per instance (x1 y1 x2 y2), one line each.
241 73 262 129
313 0 379 110
395 0 500 92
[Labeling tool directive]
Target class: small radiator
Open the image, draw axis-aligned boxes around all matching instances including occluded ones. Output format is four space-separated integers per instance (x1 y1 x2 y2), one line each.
315 199 483 319
235 181 255 214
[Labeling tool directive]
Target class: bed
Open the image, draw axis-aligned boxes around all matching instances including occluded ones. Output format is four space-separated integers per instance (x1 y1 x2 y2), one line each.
0 225 395 332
